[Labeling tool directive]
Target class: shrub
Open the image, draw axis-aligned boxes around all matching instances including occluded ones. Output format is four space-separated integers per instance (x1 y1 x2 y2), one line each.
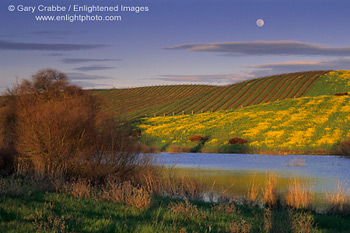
167 145 190 153
1 68 151 185
229 137 248 145
189 135 205 142
337 138 350 157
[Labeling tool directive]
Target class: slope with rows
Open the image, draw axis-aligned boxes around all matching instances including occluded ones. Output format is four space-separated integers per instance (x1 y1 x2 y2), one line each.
93 70 330 119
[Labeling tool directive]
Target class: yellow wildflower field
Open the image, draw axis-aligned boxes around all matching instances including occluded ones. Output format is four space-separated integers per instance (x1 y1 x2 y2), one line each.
139 95 350 153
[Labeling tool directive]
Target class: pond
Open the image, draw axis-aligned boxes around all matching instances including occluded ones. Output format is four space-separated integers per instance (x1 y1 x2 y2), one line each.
154 153 350 196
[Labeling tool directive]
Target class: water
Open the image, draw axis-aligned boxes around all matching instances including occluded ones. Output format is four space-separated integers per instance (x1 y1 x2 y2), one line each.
154 153 350 194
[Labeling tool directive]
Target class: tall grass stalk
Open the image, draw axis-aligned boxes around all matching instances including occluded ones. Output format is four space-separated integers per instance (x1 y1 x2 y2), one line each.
326 182 350 215
285 177 313 210
263 172 278 208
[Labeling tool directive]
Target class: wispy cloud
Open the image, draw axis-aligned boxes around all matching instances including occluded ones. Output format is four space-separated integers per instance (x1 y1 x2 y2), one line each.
242 57 350 72
166 41 350 56
66 72 116 81
62 58 122 64
154 57 350 85
47 53 66 57
71 80 115 89
67 72 117 89
154 73 254 84
73 65 116 71
0 40 106 51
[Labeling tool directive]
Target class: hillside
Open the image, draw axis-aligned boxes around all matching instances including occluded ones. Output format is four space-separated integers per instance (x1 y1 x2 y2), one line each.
135 70 350 154
93 70 329 119
93 70 350 154
138 94 350 154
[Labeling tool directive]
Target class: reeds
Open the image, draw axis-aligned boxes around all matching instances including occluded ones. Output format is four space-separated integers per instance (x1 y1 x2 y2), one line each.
263 172 278 208
247 178 260 204
326 182 350 215
285 177 313 210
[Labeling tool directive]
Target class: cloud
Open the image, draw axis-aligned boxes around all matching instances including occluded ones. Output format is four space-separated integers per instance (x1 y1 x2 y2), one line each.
66 72 116 81
47 53 66 57
154 73 254 84
71 80 115 89
166 41 350 56
66 72 117 89
242 57 350 73
73 65 116 71
62 58 122 64
0 40 106 51
154 57 350 85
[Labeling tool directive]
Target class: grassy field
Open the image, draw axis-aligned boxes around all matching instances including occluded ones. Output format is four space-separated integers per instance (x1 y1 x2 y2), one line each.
1 176 350 233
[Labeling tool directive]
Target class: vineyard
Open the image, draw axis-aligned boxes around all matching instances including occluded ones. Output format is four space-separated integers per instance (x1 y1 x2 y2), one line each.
91 70 350 154
93 70 330 119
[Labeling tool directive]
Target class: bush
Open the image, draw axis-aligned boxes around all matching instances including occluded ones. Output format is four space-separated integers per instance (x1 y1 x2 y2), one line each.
338 139 350 157
167 145 190 153
228 137 248 145
1 68 154 185
189 135 205 142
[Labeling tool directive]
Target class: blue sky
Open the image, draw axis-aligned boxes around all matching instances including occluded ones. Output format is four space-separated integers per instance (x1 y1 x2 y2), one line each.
1 0 350 90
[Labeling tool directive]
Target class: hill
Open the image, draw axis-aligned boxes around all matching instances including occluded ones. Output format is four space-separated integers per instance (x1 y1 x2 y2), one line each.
93 70 350 154
138 94 350 154
93 70 330 119
136 70 350 154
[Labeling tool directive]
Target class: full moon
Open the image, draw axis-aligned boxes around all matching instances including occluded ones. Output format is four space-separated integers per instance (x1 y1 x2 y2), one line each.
256 19 264 27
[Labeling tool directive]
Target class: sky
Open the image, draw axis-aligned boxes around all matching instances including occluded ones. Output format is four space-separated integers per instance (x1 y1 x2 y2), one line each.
1 0 350 90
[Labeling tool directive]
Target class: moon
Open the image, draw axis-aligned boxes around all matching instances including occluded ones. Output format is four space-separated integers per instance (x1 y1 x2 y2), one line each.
256 19 264 27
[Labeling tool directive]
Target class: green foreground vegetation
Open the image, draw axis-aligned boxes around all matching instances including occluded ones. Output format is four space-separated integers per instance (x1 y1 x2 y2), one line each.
1 177 350 233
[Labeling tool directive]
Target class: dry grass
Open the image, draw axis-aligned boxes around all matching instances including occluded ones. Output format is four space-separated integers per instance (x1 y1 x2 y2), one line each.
33 215 69 233
263 172 278 208
211 202 236 214
161 169 204 200
0 176 31 198
247 176 260 204
263 208 272 233
290 211 317 233
326 182 350 215
102 180 152 209
64 179 94 199
169 200 199 216
285 177 313 210
226 218 252 233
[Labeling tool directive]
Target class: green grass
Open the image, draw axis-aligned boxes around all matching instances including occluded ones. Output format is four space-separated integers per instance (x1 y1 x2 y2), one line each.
1 185 350 233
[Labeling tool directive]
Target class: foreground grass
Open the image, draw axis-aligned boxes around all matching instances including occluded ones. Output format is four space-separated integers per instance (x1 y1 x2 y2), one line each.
1 182 350 232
